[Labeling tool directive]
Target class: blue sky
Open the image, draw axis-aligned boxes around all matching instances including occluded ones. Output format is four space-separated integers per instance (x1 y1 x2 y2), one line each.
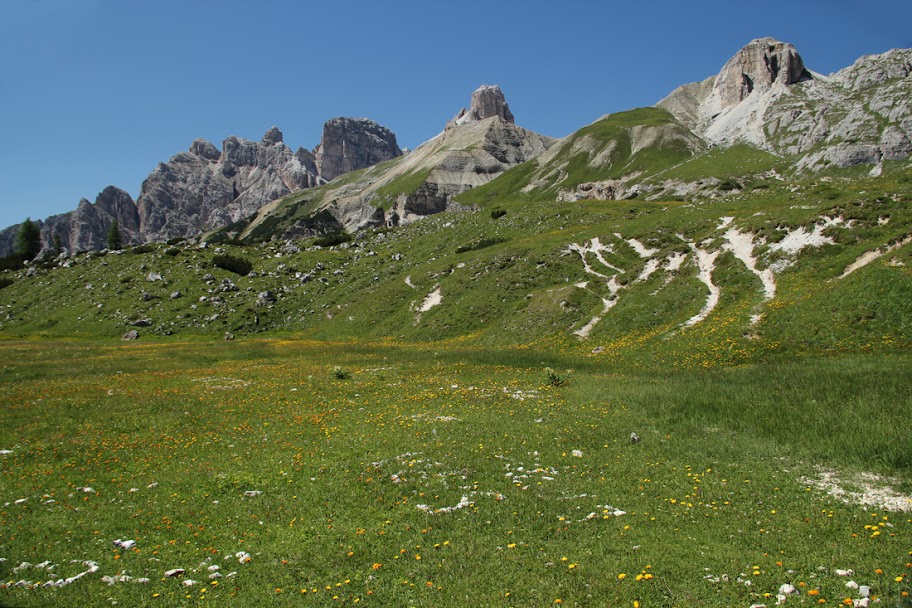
1 0 910 231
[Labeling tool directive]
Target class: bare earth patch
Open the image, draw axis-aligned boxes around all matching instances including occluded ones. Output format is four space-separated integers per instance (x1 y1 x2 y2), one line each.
800 467 912 512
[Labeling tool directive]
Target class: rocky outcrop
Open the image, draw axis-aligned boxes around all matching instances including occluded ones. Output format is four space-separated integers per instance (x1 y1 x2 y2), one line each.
240 85 555 240
137 127 322 242
658 38 912 169
315 118 402 182
714 38 810 109
0 186 140 257
0 119 402 256
448 85 515 128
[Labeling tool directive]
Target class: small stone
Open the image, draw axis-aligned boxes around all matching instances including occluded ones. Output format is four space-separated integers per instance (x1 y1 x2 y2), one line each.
164 568 185 577
778 583 798 596
630 432 641 444
122 330 140 341
858 585 870 598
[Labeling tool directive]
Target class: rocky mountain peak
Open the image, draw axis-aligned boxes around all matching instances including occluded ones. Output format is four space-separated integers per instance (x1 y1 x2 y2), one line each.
448 85 515 128
715 37 811 109
190 139 220 161
314 118 402 182
262 126 284 145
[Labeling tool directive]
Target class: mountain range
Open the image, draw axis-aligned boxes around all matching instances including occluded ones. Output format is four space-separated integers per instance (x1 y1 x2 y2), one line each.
1 37 909 258
1 37 911 350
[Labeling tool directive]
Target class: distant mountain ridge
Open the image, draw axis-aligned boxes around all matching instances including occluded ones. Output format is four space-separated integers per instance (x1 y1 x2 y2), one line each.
2 38 910 258
0 119 401 256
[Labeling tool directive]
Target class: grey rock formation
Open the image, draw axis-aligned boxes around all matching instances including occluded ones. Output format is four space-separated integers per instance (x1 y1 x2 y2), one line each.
241 86 555 240
0 186 141 258
714 38 810 109
1 119 401 256
137 127 321 243
448 85 515 128
658 38 912 169
314 118 402 182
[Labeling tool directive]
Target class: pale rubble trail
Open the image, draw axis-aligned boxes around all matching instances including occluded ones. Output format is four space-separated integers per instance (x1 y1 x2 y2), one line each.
684 245 721 327
722 226 776 299
837 234 912 279
573 277 622 339
769 217 842 257
419 286 442 312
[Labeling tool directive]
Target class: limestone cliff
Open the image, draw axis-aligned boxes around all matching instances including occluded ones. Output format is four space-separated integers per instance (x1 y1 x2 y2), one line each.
658 38 912 169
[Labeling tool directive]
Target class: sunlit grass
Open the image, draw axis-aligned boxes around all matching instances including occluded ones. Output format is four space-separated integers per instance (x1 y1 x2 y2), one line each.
1 340 909 606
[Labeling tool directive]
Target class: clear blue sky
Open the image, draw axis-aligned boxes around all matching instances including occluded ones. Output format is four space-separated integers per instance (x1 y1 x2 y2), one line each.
1 0 910 231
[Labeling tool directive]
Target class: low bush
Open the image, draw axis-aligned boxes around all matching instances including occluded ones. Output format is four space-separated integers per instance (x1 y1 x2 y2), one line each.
212 254 253 276
455 237 508 254
0 277 13 290
314 232 353 248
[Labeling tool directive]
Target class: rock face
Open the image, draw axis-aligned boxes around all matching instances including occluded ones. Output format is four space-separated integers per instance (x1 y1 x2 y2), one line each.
136 127 321 243
448 85 515 128
714 38 810 109
315 118 402 182
239 85 555 240
0 186 140 257
0 120 402 256
658 38 912 169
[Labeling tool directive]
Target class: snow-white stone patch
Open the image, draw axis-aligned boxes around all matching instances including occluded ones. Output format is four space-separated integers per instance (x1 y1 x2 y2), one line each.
664 252 687 272
684 246 720 327
769 217 842 255
636 258 661 283
838 234 912 279
723 227 776 299
419 287 443 312
416 495 473 514
404 275 416 289
615 233 657 258
800 467 912 512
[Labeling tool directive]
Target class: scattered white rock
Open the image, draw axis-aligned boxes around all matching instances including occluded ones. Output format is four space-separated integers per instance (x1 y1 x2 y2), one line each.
243 490 262 497
164 568 185 577
113 539 136 550
835 569 855 576
235 551 251 564
778 583 798 595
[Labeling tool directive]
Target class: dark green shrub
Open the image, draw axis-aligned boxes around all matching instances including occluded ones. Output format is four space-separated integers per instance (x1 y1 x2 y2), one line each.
0 277 13 290
0 254 26 272
314 232 353 248
490 209 507 219
130 244 155 255
164 247 181 257
455 237 508 254
213 254 253 276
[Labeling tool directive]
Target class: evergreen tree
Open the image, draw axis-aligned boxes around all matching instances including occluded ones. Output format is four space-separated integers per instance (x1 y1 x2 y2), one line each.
107 219 122 250
15 218 42 260
52 231 63 257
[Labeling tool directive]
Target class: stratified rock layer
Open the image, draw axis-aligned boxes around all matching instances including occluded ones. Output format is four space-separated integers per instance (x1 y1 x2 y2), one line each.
315 118 402 182
0 119 402 256
658 38 912 169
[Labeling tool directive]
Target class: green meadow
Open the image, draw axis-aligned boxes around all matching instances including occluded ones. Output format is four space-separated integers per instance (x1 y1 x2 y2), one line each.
2 162 912 606
0 339 910 607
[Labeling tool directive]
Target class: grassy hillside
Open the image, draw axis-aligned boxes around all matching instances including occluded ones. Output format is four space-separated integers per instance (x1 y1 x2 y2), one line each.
2 163 910 365
456 108 704 206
